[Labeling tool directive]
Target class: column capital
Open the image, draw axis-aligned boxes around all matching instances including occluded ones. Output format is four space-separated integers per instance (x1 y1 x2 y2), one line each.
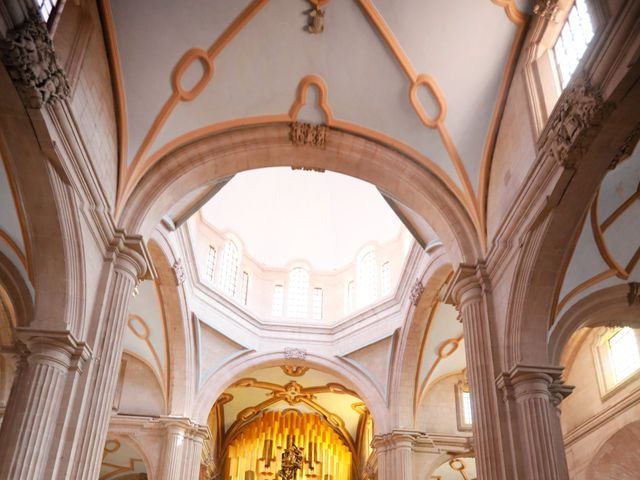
15 328 92 372
107 230 156 281
444 263 489 307
496 364 574 411
371 429 425 452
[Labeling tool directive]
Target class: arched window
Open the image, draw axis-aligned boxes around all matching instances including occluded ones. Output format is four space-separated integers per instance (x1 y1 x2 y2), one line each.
240 271 249 306
345 280 355 314
287 268 309 318
37 0 59 24
218 241 239 296
312 288 323 321
272 285 284 317
205 246 216 283
553 0 595 89
608 327 640 383
357 249 377 308
380 261 391 296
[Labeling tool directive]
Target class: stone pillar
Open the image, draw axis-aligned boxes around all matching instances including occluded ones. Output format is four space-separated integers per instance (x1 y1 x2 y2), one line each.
497 365 573 480
0 332 89 479
161 424 187 480
372 430 430 480
446 265 507 480
181 427 207 479
66 235 150 480
159 420 208 480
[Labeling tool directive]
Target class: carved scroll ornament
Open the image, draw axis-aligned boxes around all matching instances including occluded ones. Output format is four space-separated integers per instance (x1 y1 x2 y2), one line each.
0 11 69 108
537 78 612 168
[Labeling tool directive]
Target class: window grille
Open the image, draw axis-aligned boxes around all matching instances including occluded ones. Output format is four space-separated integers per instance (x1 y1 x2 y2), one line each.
357 250 377 308
312 288 323 320
553 0 595 89
218 241 239 296
609 327 640 383
381 261 391 296
287 268 309 318
205 246 216 283
240 271 249 305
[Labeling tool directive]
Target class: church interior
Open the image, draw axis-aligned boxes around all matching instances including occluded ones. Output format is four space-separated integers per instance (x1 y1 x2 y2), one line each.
0 0 639 479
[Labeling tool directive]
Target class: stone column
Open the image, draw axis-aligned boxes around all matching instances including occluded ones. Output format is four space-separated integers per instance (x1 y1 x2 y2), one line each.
66 235 150 480
372 430 431 480
0 331 89 480
446 265 507 480
159 420 208 480
497 365 573 480
161 424 187 480
181 427 207 479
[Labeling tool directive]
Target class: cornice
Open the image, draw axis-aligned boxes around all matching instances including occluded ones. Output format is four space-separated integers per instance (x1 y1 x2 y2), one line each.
563 385 640 447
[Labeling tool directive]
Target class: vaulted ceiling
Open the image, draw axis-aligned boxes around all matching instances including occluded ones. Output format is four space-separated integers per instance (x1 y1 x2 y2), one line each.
106 0 529 228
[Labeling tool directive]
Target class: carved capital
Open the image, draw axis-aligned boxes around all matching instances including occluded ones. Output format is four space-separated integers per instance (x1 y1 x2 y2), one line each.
497 364 574 413
0 10 69 108
533 0 560 21
290 122 328 147
172 259 186 285
538 77 613 169
444 263 488 308
108 231 156 281
15 328 92 373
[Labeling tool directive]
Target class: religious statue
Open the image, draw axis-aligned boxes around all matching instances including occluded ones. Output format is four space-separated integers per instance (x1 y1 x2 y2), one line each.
277 442 303 480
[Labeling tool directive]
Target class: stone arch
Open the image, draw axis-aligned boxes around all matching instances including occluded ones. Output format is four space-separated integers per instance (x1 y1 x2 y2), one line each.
192 351 391 434
0 249 33 329
587 420 640 480
502 87 640 368
548 284 640 365
118 123 481 268
0 71 84 336
389 245 452 429
147 235 195 416
101 435 152 480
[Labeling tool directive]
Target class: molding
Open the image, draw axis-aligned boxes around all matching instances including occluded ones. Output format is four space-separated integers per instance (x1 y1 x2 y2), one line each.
563 385 640 447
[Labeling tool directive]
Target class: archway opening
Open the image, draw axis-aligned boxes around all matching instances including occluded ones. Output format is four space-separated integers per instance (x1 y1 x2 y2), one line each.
203 365 375 480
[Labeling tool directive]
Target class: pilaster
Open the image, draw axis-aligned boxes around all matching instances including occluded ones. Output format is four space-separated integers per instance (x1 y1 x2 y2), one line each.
497 365 573 480
372 430 434 480
65 233 151 480
0 331 90 480
159 419 208 480
445 264 507 480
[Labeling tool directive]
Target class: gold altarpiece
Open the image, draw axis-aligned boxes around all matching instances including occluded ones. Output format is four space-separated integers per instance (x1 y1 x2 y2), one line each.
224 411 352 480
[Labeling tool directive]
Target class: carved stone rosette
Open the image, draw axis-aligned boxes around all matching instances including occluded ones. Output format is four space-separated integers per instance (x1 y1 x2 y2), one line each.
537 78 612 169
0 11 70 108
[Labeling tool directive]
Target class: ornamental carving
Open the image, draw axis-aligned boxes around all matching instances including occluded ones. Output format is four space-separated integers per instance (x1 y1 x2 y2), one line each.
537 78 612 168
0 11 69 108
306 1 326 34
172 259 186 285
533 0 560 20
609 123 640 170
281 364 309 377
284 347 307 360
290 122 328 147
410 278 424 306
